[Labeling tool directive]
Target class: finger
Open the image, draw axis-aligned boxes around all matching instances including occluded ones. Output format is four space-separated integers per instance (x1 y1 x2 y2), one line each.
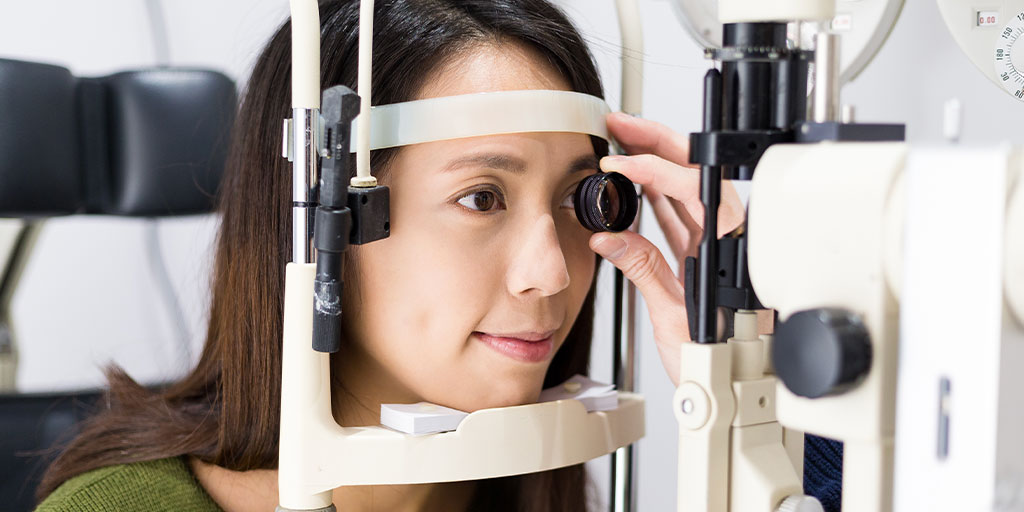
718 181 745 236
603 152 746 238
600 153 705 224
664 182 742 239
607 112 697 169
757 309 775 335
590 231 690 341
673 193 705 262
590 230 692 385
645 188 694 263
606 111 741 234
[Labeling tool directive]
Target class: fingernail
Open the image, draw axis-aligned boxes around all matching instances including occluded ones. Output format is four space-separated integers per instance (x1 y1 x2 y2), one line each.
601 155 626 171
593 233 628 260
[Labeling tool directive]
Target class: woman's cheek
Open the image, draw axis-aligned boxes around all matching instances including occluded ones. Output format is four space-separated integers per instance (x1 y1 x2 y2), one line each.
409 221 503 323
561 220 597 283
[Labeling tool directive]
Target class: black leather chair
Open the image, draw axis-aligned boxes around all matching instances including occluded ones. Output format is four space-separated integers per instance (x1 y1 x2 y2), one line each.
0 58 237 217
0 391 103 511
0 57 236 511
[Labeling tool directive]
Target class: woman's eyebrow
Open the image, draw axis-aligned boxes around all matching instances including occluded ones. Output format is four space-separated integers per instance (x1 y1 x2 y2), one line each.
567 154 599 175
440 153 599 176
442 154 527 175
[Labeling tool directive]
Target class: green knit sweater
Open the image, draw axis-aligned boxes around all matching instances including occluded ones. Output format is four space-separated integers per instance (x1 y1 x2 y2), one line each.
35 456 221 511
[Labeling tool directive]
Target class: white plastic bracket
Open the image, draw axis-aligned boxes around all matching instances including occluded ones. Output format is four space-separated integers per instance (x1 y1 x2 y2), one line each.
675 342 735 512
674 309 817 512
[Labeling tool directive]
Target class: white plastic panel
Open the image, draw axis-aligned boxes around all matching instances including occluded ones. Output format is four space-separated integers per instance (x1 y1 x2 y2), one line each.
1008 151 1024 325
894 146 1024 511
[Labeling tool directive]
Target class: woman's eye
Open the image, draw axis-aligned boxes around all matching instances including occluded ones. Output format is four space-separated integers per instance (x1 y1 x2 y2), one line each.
456 189 504 212
560 178 589 209
559 189 575 209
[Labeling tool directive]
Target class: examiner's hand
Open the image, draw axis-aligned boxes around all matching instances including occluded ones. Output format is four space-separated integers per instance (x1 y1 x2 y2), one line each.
590 112 745 387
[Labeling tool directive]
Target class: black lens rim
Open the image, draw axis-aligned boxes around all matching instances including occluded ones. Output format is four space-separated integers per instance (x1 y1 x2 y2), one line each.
574 172 638 232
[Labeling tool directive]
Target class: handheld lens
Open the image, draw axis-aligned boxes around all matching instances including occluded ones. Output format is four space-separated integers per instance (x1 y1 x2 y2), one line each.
574 172 638 232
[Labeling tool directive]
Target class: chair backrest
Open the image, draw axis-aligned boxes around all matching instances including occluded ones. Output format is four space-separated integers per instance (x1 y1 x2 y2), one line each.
0 390 103 511
0 58 237 217
0 57 237 510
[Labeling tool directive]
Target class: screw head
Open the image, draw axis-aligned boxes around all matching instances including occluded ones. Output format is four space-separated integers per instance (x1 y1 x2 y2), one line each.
681 398 694 414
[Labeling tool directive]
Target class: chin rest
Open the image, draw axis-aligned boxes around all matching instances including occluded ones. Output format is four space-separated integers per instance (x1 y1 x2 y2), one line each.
0 58 236 217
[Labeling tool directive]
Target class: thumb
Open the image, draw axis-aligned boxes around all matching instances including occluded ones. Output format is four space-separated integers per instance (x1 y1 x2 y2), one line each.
591 230 691 386
590 231 690 340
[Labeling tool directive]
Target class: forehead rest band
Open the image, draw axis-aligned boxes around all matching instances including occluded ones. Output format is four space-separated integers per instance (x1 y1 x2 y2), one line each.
350 90 611 152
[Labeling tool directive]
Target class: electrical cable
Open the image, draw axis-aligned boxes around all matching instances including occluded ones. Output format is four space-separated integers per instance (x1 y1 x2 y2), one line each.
144 221 193 368
141 2 193 367
143 0 171 66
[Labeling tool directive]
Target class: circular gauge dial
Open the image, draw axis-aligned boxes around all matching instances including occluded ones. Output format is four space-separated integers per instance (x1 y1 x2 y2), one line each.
995 11 1024 101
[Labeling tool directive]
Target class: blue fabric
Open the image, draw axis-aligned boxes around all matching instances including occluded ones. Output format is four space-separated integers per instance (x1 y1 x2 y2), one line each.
803 434 843 512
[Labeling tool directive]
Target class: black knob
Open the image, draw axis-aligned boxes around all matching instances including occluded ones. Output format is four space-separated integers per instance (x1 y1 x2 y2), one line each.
772 308 873 398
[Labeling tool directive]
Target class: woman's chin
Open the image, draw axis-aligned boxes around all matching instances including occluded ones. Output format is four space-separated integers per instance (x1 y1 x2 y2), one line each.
436 383 543 413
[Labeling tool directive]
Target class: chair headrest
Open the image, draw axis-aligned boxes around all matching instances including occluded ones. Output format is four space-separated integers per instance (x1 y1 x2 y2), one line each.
0 58 237 217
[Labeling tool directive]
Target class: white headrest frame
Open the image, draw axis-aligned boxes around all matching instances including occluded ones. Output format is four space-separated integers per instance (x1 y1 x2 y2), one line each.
349 90 611 152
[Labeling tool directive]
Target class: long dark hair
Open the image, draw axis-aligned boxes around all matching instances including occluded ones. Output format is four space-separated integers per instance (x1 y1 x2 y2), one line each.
38 1 607 509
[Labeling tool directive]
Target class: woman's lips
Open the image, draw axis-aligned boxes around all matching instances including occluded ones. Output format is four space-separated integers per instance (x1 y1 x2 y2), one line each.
474 331 554 363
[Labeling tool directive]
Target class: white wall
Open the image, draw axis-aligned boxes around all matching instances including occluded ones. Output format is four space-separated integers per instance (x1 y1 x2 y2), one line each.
3 0 1020 510
2 0 291 393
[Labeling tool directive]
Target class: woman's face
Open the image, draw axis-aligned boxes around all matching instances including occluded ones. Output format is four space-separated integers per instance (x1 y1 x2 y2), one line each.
341 42 599 413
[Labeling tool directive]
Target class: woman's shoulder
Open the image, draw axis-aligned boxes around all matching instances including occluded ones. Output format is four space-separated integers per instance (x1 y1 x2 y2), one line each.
35 456 221 512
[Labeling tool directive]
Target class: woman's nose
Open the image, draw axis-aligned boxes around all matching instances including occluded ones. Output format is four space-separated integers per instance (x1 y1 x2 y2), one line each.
505 213 571 298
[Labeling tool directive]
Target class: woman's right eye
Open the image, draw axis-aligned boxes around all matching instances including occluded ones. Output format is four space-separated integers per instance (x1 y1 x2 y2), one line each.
559 189 575 209
456 189 505 212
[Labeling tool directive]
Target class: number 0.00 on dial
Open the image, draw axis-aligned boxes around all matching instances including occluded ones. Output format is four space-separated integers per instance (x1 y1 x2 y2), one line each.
995 11 1024 100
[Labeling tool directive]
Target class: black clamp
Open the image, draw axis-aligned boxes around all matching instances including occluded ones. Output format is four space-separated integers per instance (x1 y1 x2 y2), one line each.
688 130 794 168
794 121 906 143
310 86 390 353
347 186 390 245
682 236 764 342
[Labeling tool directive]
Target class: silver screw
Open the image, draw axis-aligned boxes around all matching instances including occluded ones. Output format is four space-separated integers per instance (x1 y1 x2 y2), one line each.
681 398 694 414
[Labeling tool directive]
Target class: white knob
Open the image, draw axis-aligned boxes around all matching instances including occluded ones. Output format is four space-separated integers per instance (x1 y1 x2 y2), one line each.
943 98 962 143
776 494 824 512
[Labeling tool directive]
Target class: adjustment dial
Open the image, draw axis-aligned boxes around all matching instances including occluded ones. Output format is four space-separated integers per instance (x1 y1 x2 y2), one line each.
772 308 873 399
995 11 1024 101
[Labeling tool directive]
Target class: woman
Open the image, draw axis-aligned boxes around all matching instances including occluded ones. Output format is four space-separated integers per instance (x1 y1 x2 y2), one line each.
35 0 750 510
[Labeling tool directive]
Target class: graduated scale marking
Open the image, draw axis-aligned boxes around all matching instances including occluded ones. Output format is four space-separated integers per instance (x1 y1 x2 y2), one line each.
995 11 1024 99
